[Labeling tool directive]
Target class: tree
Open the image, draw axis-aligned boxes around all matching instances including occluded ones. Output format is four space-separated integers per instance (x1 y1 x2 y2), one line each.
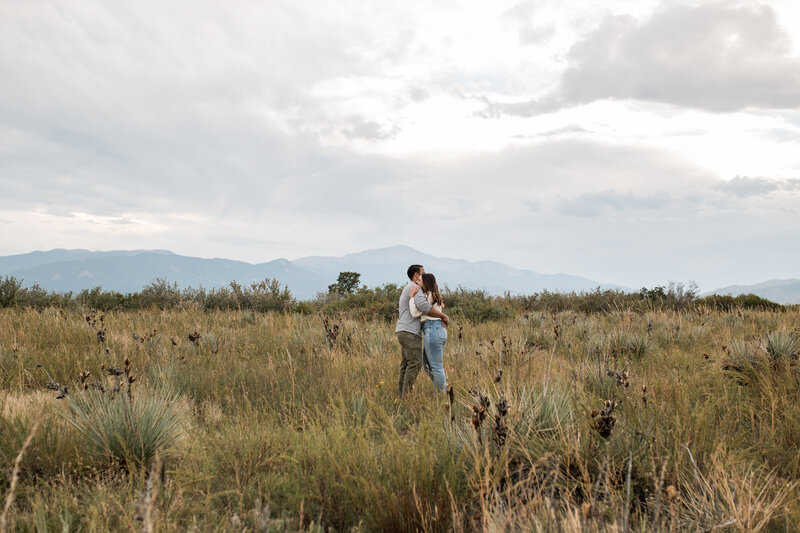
328 272 361 295
0 276 23 307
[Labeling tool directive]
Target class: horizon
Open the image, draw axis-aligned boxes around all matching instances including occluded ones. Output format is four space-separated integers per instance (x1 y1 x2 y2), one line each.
2 1 799 290
2 245 797 294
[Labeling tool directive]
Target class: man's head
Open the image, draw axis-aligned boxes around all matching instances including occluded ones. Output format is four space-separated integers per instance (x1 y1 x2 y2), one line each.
407 264 424 284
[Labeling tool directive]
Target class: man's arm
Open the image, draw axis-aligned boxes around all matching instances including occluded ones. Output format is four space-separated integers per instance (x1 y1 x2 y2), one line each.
411 288 450 326
426 305 450 326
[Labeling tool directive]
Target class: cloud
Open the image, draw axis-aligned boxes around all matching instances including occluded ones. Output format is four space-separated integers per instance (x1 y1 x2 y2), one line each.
484 2 800 116
715 176 800 197
2 132 799 289
557 191 672 217
0 1 377 213
1 1 799 290
715 176 780 197
513 124 592 139
501 0 555 45
341 116 400 140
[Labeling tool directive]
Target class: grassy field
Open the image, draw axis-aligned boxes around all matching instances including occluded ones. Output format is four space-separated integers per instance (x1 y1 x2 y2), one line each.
1 305 799 531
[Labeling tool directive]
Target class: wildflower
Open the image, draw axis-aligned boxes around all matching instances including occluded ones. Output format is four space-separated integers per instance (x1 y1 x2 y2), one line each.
592 399 617 439
447 385 455 422
666 485 678 501
493 394 509 449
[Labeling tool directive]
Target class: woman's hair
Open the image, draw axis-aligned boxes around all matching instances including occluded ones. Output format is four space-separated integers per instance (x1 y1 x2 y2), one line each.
421 273 443 307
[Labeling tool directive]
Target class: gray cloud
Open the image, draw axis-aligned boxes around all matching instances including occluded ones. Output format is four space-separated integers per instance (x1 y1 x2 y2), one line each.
557 191 672 217
502 0 555 45
513 124 592 139
0 1 376 216
715 176 780 197
342 116 401 140
485 2 800 116
407 87 430 102
715 176 800 197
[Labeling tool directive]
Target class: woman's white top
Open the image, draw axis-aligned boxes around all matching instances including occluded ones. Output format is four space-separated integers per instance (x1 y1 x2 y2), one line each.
409 291 443 323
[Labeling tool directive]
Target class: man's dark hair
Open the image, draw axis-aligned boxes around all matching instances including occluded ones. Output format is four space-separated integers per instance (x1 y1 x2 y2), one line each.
407 264 423 280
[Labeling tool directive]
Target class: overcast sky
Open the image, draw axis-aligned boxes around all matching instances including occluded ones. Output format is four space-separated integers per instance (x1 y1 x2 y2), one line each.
2 0 799 291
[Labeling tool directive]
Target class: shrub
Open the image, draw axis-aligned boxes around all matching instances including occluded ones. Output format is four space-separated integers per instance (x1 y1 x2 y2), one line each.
64 387 188 467
294 301 314 315
608 330 652 360
765 332 799 363
516 288 637 313
698 293 784 312
315 283 402 321
247 278 296 312
443 287 512 322
188 278 295 312
0 275 23 307
722 339 763 381
78 286 131 310
138 279 183 309
639 281 698 311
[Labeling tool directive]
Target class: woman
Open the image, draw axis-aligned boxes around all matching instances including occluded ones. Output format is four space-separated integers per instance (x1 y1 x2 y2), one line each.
409 273 448 391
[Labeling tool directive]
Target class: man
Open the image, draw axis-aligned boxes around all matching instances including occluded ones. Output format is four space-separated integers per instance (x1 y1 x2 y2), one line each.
396 264 450 394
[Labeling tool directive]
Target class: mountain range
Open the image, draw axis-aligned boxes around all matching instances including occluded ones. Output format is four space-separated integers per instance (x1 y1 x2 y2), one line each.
0 246 614 300
0 247 797 303
707 279 800 305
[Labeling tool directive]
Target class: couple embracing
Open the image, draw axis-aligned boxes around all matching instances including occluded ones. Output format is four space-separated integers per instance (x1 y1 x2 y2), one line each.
395 264 451 394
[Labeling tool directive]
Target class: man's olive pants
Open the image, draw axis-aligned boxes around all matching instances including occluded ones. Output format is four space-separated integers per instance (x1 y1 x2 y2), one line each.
397 331 423 394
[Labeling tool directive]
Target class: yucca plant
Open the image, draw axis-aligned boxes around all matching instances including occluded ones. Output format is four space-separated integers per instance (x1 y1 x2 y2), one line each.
64 387 188 468
721 339 764 387
511 385 576 457
765 331 799 363
725 339 761 369
626 333 653 359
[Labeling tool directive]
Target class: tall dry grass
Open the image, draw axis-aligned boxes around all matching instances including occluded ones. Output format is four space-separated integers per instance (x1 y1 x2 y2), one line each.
0 305 799 531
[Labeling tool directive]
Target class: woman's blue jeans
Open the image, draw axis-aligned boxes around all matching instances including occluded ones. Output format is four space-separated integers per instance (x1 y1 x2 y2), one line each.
422 320 448 391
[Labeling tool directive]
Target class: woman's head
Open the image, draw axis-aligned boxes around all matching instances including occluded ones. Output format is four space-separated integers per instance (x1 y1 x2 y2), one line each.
421 273 443 306
421 273 438 292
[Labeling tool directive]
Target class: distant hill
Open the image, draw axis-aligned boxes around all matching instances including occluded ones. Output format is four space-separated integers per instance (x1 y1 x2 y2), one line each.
294 245 617 295
0 249 326 299
706 279 800 305
0 246 616 300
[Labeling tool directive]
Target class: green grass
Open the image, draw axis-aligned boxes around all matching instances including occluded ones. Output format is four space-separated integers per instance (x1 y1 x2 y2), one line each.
1 306 799 531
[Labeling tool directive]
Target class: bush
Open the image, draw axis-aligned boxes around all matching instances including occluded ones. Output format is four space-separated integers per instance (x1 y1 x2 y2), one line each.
184 279 295 312
64 387 188 467
514 288 636 313
721 339 763 379
78 286 131 310
699 293 784 312
0 275 23 307
765 331 799 363
138 279 183 309
443 287 512 322
315 283 402 321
